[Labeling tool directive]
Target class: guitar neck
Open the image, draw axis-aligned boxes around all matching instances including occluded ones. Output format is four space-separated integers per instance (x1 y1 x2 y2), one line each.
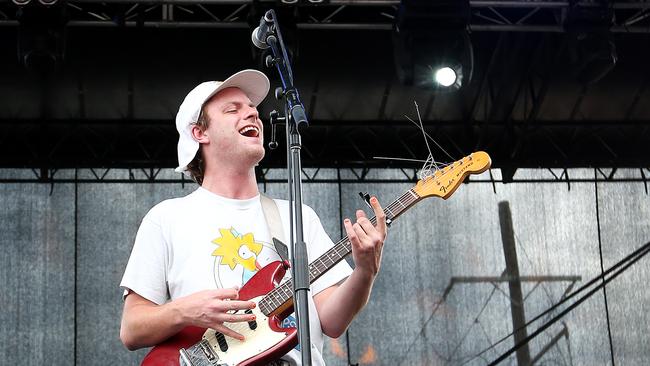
258 188 422 316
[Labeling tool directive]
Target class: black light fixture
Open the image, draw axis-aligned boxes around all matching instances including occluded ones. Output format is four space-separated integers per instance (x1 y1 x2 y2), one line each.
393 0 473 91
16 2 67 72
565 0 617 84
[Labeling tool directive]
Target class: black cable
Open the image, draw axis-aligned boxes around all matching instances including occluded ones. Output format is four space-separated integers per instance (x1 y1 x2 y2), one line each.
73 168 78 366
487 243 650 365
464 240 650 364
594 170 616 365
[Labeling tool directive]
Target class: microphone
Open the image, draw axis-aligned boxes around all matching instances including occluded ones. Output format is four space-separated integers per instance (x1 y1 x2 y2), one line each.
251 11 274 50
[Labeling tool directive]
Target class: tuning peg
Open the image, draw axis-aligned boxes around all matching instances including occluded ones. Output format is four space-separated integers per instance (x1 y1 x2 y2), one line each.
358 192 372 209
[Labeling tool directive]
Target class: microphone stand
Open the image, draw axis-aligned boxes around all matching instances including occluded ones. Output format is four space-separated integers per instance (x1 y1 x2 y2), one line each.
256 9 312 365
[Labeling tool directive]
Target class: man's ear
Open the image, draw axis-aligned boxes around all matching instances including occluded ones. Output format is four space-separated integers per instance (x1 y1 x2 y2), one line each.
191 125 209 143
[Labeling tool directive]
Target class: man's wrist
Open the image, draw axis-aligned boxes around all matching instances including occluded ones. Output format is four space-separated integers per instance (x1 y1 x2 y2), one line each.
352 266 377 283
167 299 188 328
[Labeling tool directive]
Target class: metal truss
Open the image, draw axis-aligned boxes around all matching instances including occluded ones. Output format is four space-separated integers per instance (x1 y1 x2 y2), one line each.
1 0 650 33
1 117 649 169
0 117 649 173
1 164 649 191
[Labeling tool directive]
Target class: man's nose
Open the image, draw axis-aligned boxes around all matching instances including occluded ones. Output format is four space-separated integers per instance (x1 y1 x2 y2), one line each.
244 105 259 121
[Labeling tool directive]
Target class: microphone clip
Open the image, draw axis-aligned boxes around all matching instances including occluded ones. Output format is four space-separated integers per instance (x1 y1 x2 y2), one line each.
268 110 284 150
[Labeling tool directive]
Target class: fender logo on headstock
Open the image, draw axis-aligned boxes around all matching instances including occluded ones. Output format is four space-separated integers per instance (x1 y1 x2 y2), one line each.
414 151 491 200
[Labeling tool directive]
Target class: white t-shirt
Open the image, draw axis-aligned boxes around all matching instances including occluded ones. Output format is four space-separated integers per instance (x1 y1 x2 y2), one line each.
120 187 353 365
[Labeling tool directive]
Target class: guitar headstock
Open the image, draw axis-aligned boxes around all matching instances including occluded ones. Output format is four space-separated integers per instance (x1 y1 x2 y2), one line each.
413 151 491 199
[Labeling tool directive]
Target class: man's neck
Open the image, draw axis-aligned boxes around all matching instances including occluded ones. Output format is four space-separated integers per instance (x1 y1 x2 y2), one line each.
200 165 259 200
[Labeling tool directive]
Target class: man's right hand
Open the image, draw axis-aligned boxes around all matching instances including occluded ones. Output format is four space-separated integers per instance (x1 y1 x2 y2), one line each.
173 288 257 340
120 287 256 350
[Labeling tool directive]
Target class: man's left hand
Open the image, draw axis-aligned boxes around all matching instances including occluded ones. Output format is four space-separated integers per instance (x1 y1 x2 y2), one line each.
344 196 387 277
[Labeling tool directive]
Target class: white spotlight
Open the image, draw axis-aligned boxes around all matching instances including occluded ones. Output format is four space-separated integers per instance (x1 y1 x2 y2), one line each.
12 0 31 5
434 67 457 87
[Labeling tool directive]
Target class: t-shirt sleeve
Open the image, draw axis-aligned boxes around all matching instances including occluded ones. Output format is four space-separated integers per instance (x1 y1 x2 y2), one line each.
304 206 353 295
120 208 170 305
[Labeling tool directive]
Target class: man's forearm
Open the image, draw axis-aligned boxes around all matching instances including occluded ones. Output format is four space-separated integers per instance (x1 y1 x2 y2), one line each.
314 268 376 338
120 294 185 350
120 288 256 350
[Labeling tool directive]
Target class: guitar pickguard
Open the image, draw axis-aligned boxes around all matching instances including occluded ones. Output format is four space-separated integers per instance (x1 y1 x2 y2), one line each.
182 297 291 366
144 261 298 366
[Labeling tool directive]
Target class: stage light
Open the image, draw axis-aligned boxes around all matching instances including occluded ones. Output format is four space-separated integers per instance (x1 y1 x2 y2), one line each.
567 31 617 84
280 0 298 4
394 30 473 91
434 67 457 87
392 0 473 91
11 0 31 5
38 0 58 6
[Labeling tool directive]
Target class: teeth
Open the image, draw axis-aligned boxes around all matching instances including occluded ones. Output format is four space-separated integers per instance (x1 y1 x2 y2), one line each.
238 126 259 136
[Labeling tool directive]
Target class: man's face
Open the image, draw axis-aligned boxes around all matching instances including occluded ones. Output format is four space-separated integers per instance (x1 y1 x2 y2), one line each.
200 87 265 168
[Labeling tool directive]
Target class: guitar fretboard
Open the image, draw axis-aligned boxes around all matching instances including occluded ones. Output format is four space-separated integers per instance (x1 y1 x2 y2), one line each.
258 188 421 316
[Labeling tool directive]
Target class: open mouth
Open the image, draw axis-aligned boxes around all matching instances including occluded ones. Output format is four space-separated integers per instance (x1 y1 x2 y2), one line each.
238 125 260 138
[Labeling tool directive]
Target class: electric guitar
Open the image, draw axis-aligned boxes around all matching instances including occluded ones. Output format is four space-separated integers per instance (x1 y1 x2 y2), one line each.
141 151 492 366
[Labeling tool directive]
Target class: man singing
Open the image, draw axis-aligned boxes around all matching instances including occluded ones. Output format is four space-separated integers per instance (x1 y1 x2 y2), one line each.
120 69 387 365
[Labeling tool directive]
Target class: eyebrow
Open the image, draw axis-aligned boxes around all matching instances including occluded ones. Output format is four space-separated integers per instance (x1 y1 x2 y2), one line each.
221 101 255 110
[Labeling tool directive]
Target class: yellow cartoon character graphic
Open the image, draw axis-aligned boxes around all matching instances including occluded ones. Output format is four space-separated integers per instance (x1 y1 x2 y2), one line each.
211 227 265 285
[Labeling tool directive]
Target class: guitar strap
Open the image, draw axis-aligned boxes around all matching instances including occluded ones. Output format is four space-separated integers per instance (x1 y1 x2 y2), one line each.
260 193 288 255
259 194 293 366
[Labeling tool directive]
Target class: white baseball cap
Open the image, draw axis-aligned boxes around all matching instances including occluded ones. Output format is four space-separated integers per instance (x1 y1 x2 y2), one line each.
175 69 270 175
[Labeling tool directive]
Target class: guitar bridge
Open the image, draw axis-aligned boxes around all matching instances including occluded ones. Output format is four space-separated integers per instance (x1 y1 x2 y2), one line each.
179 339 227 366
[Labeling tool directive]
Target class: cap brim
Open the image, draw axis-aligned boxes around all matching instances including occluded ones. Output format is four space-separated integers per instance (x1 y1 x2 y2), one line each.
205 69 270 107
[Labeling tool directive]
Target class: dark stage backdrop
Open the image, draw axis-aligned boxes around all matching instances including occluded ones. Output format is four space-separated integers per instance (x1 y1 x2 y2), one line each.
1 168 649 366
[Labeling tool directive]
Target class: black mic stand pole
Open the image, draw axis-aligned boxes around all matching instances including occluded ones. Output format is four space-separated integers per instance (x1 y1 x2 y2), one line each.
259 9 312 365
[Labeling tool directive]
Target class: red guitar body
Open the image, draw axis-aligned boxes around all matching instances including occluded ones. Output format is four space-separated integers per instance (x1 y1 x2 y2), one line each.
141 261 297 366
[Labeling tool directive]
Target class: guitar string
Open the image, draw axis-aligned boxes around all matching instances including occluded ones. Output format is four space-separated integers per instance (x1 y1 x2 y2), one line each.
259 189 419 313
412 101 439 173
260 154 484 314
217 155 484 343
260 194 412 309
374 102 456 176
257 189 421 319
408 100 456 177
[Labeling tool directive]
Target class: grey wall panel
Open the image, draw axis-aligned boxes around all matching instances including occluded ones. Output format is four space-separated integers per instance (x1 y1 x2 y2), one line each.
3 170 650 366
596 182 650 365
343 181 615 365
0 184 75 366
495 182 611 366
76 183 196 366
